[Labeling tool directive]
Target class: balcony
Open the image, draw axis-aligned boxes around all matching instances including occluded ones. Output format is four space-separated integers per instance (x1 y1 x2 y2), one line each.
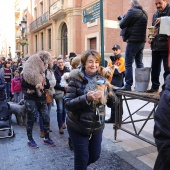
50 0 65 20
30 11 51 32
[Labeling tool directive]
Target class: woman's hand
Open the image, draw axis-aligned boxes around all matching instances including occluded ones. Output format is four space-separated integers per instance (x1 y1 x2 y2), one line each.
86 90 102 102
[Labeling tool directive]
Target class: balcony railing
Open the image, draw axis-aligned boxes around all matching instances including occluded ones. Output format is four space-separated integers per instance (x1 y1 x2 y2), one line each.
30 11 49 31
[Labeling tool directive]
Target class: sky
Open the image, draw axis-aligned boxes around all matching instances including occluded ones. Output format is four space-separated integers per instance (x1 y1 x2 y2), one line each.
0 0 15 58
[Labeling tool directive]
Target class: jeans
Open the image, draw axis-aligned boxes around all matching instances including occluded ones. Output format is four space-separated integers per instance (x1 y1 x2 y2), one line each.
25 100 50 140
13 92 23 103
151 51 170 90
5 82 11 101
39 103 52 131
55 98 67 129
68 128 102 170
125 43 144 88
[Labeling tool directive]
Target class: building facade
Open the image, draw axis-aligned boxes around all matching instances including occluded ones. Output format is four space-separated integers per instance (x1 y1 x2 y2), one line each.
16 0 170 60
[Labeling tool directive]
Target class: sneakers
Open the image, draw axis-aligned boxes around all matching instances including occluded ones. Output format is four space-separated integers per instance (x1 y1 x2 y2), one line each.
146 88 159 93
40 131 45 138
43 138 56 147
27 140 39 149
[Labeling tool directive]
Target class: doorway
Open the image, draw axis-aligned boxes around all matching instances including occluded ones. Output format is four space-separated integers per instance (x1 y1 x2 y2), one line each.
61 23 68 57
90 38 96 50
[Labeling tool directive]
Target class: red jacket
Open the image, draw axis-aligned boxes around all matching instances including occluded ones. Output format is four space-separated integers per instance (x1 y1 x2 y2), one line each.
11 77 22 93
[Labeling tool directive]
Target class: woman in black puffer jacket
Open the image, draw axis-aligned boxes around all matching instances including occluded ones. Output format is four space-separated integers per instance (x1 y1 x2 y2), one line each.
0 73 6 101
65 50 118 170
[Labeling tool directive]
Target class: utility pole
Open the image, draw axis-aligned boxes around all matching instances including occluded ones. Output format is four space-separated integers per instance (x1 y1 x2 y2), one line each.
100 0 104 66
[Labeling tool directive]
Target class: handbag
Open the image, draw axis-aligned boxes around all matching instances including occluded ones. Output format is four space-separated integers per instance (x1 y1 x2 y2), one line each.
46 91 53 103
53 90 64 100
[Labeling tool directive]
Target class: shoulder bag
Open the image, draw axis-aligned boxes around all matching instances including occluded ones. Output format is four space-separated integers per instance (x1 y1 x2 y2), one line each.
53 90 64 100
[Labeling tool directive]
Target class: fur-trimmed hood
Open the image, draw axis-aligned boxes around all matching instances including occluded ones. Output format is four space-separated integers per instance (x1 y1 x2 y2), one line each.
69 67 86 83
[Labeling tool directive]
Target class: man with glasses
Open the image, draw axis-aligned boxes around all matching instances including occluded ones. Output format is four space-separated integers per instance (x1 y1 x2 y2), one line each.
146 0 170 94
54 57 70 134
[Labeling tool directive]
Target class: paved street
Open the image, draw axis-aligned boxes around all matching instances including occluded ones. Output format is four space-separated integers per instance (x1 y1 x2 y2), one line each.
0 53 163 170
0 106 152 170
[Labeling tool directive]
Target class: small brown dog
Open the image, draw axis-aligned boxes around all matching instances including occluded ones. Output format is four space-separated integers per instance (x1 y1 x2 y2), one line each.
98 65 115 88
84 65 115 106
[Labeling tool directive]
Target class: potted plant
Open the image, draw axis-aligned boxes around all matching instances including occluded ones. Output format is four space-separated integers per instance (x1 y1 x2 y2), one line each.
20 39 29 46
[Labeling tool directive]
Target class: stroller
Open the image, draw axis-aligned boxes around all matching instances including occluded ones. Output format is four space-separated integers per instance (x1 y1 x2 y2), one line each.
0 101 15 139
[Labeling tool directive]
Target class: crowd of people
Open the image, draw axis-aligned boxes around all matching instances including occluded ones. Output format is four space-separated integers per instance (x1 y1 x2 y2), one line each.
0 0 170 169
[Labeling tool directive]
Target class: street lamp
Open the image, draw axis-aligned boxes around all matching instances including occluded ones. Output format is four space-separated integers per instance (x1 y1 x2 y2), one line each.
8 46 11 58
19 18 27 59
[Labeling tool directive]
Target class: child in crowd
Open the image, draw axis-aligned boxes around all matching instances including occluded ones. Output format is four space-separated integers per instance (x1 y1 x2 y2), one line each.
11 70 23 103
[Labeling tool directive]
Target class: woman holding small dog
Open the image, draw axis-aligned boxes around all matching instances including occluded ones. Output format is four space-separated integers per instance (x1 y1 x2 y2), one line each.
65 50 118 170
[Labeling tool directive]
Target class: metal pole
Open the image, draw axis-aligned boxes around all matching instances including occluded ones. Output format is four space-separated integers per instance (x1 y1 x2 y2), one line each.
100 0 104 66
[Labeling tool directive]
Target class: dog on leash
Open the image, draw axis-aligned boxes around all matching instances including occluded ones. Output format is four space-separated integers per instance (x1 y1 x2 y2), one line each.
23 51 51 96
8 99 27 126
84 65 116 106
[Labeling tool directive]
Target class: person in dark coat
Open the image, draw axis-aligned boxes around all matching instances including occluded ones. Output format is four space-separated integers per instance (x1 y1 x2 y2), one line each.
0 73 6 101
146 0 170 93
105 45 125 123
153 74 170 170
64 50 118 170
21 52 55 148
119 0 148 91
53 57 70 134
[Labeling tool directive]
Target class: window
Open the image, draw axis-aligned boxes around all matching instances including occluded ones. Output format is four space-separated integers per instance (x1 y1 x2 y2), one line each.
41 32 44 50
48 29 51 49
34 8 37 19
89 19 95 23
26 38 28 54
61 23 68 57
35 35 38 52
40 2 43 15
87 19 98 28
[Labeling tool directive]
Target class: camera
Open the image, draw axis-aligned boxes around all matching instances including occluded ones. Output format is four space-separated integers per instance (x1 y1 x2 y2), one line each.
117 15 123 21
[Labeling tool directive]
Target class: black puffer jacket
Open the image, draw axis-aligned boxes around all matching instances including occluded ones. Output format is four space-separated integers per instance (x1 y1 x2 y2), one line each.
54 66 70 92
0 74 6 101
154 74 170 169
151 4 170 51
119 5 148 43
65 67 118 136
